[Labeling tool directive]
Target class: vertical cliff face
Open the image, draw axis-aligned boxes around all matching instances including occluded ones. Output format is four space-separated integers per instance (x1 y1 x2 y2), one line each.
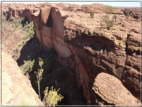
31 6 91 103
2 51 43 105
30 6 141 105
2 3 141 105
31 6 72 59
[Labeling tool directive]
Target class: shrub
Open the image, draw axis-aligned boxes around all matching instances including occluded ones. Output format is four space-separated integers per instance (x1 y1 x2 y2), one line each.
130 13 133 17
106 5 114 14
113 14 117 22
101 5 116 30
34 58 64 106
26 72 30 79
125 9 133 18
102 14 115 30
25 21 35 38
125 9 130 16
29 59 35 72
42 86 64 106
90 11 94 18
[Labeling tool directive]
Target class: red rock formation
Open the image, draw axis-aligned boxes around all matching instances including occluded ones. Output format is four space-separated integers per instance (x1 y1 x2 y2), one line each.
92 72 140 105
2 2 141 105
123 8 141 20
2 51 43 105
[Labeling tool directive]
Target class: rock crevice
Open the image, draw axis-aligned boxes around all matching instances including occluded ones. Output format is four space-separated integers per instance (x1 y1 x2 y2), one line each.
2 3 141 105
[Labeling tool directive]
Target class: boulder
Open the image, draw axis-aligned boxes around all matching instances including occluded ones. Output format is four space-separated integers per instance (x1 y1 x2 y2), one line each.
92 72 140 105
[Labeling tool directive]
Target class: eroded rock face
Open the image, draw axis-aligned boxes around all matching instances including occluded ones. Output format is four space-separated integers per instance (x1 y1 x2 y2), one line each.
123 8 141 20
2 2 141 105
92 72 140 105
62 7 141 104
31 6 72 58
2 52 43 106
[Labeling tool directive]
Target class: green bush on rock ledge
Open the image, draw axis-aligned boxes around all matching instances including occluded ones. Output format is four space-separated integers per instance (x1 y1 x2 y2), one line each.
106 5 114 14
101 5 116 30
102 14 115 30
90 11 94 18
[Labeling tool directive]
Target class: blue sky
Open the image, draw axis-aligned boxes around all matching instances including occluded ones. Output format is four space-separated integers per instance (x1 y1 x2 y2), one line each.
2 1 141 7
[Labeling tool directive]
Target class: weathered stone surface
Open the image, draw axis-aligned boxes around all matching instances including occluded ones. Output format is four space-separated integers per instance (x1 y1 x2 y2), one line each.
2 52 42 105
92 72 140 105
2 2 141 105
41 6 51 25
123 8 140 20
127 33 140 55
121 65 141 99
31 6 72 58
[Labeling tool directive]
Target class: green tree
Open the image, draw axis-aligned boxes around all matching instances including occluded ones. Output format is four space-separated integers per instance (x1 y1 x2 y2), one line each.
34 58 64 106
34 58 44 100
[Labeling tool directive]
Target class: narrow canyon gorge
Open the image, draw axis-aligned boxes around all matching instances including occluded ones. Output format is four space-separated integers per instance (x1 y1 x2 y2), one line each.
2 2 141 105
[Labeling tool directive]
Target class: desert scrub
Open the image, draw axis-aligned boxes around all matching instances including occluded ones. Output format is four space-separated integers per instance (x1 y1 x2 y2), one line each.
42 86 64 107
90 11 94 18
125 9 133 17
20 59 35 79
24 21 35 39
101 5 116 30
34 58 44 100
106 5 114 14
102 14 115 30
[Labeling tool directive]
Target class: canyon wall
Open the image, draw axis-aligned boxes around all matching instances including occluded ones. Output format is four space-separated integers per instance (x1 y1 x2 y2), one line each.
2 50 43 105
2 3 141 105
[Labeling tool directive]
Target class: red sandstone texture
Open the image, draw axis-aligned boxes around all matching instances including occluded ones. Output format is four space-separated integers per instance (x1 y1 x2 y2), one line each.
2 2 141 105
2 50 43 105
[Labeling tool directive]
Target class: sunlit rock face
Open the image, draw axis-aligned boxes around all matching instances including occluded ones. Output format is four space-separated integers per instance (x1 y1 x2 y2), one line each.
2 2 141 105
2 52 43 105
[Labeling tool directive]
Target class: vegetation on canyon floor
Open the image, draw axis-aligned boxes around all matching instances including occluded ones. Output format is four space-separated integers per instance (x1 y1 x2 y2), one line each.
2 15 65 106
35 57 64 106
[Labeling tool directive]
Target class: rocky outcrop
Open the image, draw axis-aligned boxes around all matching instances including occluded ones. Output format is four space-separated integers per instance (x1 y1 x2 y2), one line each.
92 72 140 105
30 5 141 105
2 51 43 105
31 6 72 58
123 8 141 20
2 3 141 105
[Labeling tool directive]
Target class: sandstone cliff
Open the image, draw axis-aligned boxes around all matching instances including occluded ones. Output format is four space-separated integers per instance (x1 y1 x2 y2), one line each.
2 49 43 105
2 2 141 105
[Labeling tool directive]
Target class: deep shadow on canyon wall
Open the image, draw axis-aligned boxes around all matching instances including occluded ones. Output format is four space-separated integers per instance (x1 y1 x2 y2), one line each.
5 4 141 105
16 35 87 105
